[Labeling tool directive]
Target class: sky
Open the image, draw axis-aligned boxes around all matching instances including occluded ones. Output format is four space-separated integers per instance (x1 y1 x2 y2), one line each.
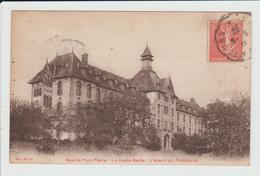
11 11 251 107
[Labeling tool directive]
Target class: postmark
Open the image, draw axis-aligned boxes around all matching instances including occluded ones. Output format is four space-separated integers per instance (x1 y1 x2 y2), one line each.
209 12 251 62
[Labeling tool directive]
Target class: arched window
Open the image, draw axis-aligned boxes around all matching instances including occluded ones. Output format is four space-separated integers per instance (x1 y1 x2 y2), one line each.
87 84 92 98
76 81 82 96
57 81 62 95
57 102 62 114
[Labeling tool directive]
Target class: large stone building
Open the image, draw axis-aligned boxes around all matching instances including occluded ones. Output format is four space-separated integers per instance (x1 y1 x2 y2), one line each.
28 46 205 150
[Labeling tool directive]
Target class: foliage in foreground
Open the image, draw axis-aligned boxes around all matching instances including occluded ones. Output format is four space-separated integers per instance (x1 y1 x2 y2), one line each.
205 96 250 156
172 133 208 154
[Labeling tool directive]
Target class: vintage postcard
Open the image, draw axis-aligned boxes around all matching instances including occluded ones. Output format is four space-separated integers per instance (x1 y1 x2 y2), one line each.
10 11 251 165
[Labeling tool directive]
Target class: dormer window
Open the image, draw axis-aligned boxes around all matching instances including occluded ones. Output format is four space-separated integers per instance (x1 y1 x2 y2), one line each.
119 83 126 90
108 79 113 87
96 75 101 81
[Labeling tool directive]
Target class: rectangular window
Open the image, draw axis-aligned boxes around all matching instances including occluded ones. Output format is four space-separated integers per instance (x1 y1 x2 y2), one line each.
57 81 62 95
164 95 168 102
177 125 180 132
171 122 174 130
172 108 174 117
76 81 82 96
157 119 160 129
50 97 52 108
96 88 101 102
164 106 168 115
158 92 160 100
177 112 179 122
183 114 186 123
158 104 160 115
57 102 62 114
76 102 81 114
87 84 92 98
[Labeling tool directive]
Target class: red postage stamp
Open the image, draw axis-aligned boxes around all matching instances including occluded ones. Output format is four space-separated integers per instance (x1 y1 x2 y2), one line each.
209 20 243 62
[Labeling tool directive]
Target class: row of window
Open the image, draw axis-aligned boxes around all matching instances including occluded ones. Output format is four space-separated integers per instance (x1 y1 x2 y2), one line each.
157 104 174 116
176 112 202 124
43 78 52 87
57 81 94 99
56 101 82 115
43 95 52 108
157 119 174 131
33 88 42 97
157 93 173 104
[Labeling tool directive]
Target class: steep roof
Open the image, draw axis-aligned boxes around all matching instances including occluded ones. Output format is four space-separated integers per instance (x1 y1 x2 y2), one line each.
131 69 176 96
28 52 140 96
176 98 202 116
141 45 153 61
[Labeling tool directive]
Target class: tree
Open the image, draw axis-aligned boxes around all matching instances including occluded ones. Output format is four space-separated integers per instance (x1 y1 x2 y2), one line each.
172 132 187 150
10 99 50 143
43 107 77 147
75 93 152 149
205 96 250 156
143 126 161 151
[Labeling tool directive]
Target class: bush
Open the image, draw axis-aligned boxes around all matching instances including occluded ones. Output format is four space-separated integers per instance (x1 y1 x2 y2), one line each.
94 134 112 150
172 133 187 150
184 134 206 154
35 138 57 154
143 127 161 151
172 133 208 154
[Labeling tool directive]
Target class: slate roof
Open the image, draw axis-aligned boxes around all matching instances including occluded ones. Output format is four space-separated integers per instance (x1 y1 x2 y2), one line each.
131 69 176 96
176 98 202 116
28 52 139 96
141 45 154 60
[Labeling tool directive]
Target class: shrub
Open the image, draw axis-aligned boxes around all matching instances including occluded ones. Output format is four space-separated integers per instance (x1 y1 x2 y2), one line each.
143 127 161 151
172 133 187 150
94 134 111 150
35 138 57 154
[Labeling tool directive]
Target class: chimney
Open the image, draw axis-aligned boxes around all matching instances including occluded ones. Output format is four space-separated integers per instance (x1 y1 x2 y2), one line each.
190 98 195 103
81 53 88 66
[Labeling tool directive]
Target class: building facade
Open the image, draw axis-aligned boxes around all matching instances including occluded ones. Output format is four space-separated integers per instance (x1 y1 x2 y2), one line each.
29 46 205 150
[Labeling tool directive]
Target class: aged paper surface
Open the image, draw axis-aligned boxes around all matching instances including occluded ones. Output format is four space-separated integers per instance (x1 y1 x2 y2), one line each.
10 11 251 165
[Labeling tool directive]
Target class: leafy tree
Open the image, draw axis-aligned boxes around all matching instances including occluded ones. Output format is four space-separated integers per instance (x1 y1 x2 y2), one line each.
75 93 152 149
205 96 250 156
143 126 161 151
184 134 207 154
172 132 187 150
10 99 50 143
43 107 77 147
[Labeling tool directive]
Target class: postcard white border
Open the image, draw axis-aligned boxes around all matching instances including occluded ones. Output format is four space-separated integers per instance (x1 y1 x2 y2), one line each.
1 1 260 176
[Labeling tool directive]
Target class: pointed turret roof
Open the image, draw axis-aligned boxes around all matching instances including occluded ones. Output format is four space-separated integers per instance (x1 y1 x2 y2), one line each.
141 45 153 61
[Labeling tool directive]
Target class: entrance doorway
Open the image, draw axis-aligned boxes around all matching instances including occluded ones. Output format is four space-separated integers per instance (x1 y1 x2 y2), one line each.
163 134 170 150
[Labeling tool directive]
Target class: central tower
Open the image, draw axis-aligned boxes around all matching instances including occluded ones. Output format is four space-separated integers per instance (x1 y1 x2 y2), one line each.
141 45 154 70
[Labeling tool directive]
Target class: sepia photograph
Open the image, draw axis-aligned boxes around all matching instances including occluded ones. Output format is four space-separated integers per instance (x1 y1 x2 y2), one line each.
9 11 251 165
